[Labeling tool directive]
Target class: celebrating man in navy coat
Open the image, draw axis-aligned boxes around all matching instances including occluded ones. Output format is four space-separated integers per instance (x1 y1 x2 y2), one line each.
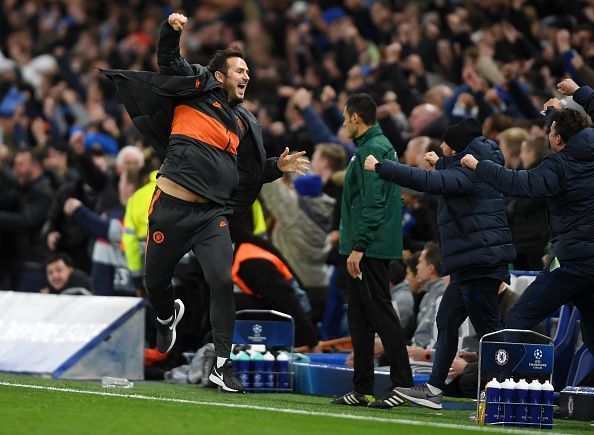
364 118 515 409
461 80 594 358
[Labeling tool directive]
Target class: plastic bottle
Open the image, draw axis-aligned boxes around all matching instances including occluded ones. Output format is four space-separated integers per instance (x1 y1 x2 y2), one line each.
501 378 516 427
528 379 542 428
101 376 134 389
235 351 251 391
276 351 290 392
251 351 265 393
263 351 276 392
514 379 530 427
485 378 501 424
541 380 554 430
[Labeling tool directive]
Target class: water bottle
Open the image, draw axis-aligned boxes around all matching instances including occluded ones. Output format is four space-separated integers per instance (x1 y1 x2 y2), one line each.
276 351 290 392
485 378 501 424
514 379 530 427
263 351 276 392
236 351 251 391
501 378 516 426
541 380 554 430
528 380 542 428
101 376 133 389
251 351 265 393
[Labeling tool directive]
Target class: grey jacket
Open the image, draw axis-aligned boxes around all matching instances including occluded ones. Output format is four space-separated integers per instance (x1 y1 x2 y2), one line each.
390 280 415 331
411 278 447 348
260 179 335 288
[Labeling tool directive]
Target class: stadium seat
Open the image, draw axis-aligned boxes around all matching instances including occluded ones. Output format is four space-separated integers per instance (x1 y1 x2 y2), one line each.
543 306 562 338
566 344 594 387
553 306 581 388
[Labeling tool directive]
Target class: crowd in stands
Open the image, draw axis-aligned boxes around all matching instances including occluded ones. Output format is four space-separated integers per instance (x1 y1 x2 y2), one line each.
1 0 593 382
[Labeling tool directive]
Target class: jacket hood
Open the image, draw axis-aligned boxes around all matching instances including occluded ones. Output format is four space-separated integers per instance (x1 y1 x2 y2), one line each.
440 136 504 168
562 128 594 162
462 137 505 166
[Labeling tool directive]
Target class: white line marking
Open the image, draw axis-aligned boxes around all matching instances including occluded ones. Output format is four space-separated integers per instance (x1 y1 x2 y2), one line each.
0 381 565 434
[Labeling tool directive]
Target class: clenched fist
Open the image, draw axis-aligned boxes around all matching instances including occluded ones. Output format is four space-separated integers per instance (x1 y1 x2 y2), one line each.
557 79 579 96
364 155 379 171
168 13 187 31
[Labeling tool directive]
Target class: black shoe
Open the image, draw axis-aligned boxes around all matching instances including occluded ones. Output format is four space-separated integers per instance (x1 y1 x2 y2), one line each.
368 390 406 409
155 299 185 353
330 391 370 406
209 360 245 393
393 384 443 409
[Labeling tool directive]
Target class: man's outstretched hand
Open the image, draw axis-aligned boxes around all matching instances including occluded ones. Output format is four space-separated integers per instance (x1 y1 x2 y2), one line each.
277 147 309 175
168 13 187 31
461 154 479 170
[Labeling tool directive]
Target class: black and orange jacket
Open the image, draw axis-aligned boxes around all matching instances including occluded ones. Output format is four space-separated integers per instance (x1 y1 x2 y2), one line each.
156 21 283 218
101 22 243 205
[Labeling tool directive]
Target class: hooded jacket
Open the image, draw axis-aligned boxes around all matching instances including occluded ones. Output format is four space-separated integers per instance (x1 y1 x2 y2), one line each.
378 137 516 277
475 85 594 271
102 21 282 213
101 22 242 205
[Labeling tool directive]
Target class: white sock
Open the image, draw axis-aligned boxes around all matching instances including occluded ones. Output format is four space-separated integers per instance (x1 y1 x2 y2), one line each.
216 357 228 368
157 315 172 325
427 383 442 395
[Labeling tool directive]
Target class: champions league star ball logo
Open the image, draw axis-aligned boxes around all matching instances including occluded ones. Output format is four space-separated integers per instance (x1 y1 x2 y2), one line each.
248 323 266 343
495 349 510 366
534 349 543 360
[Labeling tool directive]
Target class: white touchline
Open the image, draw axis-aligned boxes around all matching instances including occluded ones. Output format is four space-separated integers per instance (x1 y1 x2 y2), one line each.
0 381 562 435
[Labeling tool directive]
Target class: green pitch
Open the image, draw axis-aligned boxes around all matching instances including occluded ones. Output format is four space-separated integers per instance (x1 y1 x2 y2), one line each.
0 374 590 434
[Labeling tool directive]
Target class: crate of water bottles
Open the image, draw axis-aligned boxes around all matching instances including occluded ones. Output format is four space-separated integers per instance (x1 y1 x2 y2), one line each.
231 346 293 393
231 310 295 393
477 329 555 429
478 377 554 428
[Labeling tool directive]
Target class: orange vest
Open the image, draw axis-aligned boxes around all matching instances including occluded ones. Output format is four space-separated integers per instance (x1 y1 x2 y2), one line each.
232 243 293 296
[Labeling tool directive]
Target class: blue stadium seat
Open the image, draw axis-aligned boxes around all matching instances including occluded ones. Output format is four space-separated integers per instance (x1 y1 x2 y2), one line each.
553 305 572 346
566 344 594 387
553 306 581 388
543 306 562 338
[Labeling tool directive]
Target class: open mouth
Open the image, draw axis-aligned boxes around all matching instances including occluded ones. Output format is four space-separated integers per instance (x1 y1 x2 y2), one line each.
237 83 247 90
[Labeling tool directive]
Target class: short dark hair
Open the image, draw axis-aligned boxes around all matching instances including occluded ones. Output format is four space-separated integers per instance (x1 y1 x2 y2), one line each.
422 241 441 276
551 109 589 144
345 93 377 125
208 48 245 76
45 252 74 268
404 251 421 277
483 114 513 138
15 148 42 164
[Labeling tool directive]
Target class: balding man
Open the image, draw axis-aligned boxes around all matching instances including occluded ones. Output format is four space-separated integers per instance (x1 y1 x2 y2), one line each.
403 136 432 167
408 104 445 138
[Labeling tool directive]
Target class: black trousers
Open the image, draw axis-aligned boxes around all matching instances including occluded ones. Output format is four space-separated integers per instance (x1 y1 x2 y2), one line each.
429 278 501 390
347 257 413 395
144 188 235 357
507 265 594 353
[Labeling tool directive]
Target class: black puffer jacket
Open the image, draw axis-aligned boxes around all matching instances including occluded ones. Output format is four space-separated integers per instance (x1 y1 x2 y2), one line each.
476 85 594 270
378 137 516 275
